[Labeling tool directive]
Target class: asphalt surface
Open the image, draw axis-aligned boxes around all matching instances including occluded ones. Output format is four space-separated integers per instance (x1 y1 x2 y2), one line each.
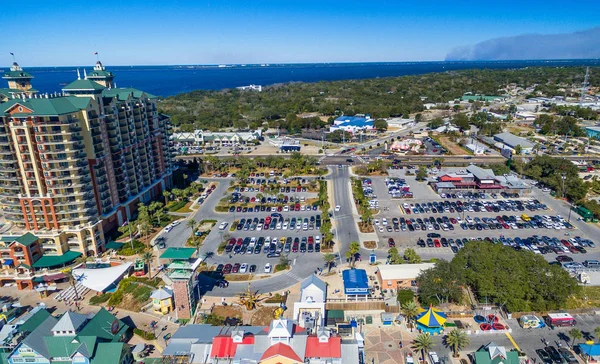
330 166 361 261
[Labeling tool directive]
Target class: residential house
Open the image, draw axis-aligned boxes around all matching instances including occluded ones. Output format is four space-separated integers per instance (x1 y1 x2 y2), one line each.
294 275 327 328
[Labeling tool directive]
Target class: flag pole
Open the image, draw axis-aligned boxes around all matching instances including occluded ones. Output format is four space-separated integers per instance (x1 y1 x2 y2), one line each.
128 221 134 249
95 52 99 62
10 52 15 63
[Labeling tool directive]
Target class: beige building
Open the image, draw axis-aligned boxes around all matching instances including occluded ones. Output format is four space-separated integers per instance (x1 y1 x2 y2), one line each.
375 263 435 290
0 60 173 269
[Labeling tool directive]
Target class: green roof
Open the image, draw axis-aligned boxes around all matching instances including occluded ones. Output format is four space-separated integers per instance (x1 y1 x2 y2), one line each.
0 88 21 96
102 87 156 100
87 69 114 78
327 309 345 319
104 241 125 251
32 251 82 268
15 232 38 247
44 335 82 358
62 79 105 91
18 309 51 333
90 342 126 364
77 307 129 341
2 70 33 79
1 96 91 116
16 263 31 270
160 247 195 260
0 236 18 242
474 345 519 364
461 94 504 102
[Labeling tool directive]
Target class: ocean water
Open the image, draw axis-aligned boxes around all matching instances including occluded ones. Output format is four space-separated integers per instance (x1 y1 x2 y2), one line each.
13 60 600 97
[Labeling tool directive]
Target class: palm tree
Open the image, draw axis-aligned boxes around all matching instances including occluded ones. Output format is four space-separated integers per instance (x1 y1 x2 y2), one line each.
62 268 80 301
346 242 361 267
412 333 434 364
570 328 583 346
189 238 203 258
402 301 419 332
237 283 264 311
141 251 154 277
446 328 469 357
163 190 171 204
186 219 197 238
323 253 336 272
595 327 600 342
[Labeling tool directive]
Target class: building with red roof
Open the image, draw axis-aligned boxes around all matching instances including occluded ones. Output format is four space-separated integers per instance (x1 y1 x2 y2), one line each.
210 330 255 359
305 329 342 359
260 342 303 363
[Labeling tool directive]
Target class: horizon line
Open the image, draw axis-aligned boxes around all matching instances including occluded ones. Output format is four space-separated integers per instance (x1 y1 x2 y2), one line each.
3 58 599 69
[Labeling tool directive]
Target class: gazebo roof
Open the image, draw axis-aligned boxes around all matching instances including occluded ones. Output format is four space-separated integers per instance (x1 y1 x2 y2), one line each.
415 306 447 328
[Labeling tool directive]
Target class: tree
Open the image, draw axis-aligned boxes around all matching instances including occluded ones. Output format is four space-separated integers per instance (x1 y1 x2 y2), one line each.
595 327 600 342
388 247 402 264
374 119 388 132
62 268 80 301
141 251 154 277
570 328 582 346
149 201 165 226
416 259 464 305
186 219 197 239
346 242 361 267
514 144 522 155
397 289 415 305
163 190 172 204
189 238 203 257
416 166 428 181
323 253 336 272
446 329 469 357
402 301 419 332
412 333 434 363
404 248 421 263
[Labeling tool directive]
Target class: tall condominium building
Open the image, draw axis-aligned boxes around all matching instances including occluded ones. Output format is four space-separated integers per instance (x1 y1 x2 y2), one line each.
0 60 173 267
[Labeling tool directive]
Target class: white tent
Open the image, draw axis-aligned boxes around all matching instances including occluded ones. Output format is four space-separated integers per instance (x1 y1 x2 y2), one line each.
72 262 132 292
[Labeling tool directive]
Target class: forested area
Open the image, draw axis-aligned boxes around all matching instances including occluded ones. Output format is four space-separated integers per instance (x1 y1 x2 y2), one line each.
158 66 598 131
417 241 580 312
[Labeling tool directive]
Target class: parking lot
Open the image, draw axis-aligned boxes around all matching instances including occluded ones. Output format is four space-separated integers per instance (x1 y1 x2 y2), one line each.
356 173 600 266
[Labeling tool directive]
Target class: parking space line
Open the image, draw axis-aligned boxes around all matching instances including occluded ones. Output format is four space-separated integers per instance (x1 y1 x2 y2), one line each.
505 332 521 351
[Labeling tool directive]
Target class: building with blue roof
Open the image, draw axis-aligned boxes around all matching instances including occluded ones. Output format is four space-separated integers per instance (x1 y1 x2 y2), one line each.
330 115 374 134
342 269 369 296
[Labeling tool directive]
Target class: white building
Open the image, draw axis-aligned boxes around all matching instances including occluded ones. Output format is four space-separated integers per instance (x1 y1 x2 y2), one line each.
171 129 262 146
466 143 486 155
330 115 375 134
294 275 327 328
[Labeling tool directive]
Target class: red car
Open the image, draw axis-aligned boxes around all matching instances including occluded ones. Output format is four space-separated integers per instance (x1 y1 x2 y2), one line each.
561 240 571 247
292 241 299 252
232 263 241 273
297 187 302 192
295 203 301 211
222 264 232 274
250 197 256 203
405 208 411 214
450 218 457 224
434 239 441 247
308 236 314 244
388 238 395 247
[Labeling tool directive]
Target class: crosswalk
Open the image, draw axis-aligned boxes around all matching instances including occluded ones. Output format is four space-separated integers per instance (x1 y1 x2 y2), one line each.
285 271 304 282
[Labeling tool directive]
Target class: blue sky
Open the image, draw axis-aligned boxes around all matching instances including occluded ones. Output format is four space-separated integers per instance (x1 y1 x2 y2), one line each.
3 0 600 66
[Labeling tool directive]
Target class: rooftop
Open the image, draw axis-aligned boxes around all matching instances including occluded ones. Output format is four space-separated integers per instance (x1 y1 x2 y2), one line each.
493 132 535 149
2 97 92 117
32 251 82 268
377 263 435 281
342 269 369 293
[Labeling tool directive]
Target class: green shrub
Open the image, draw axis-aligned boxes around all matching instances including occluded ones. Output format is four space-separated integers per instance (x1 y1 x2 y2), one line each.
397 289 415 305
117 240 146 256
167 200 188 212
134 328 156 340
89 293 111 305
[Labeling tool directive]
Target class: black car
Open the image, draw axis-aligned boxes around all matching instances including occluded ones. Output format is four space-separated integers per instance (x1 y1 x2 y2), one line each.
558 348 577 364
249 264 257 273
266 252 281 258
427 233 441 238
536 349 553 364
215 264 224 273
545 346 565 364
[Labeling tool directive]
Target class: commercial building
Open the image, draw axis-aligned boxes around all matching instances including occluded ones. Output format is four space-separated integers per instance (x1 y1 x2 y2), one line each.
329 116 374 134
162 318 360 364
432 166 529 194
586 126 600 140
0 60 173 274
375 263 435 290
342 269 369 299
493 132 534 154
474 342 519 364
171 129 262 146
293 275 327 328
6 307 133 364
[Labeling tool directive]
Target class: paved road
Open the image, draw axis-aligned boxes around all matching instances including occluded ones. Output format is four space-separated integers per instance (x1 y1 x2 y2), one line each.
330 166 361 260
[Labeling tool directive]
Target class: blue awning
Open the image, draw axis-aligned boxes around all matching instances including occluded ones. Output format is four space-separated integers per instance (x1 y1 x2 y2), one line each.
580 344 600 356
2 259 13 266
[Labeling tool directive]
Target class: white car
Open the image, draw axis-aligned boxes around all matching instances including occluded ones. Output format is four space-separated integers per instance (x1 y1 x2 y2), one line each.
382 218 388 226
315 235 321 244
264 263 272 273
283 206 289 212
240 263 248 273
218 222 228 230
374 219 380 226
282 222 288 230
334 205 341 212
164 225 173 233
172 220 181 226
